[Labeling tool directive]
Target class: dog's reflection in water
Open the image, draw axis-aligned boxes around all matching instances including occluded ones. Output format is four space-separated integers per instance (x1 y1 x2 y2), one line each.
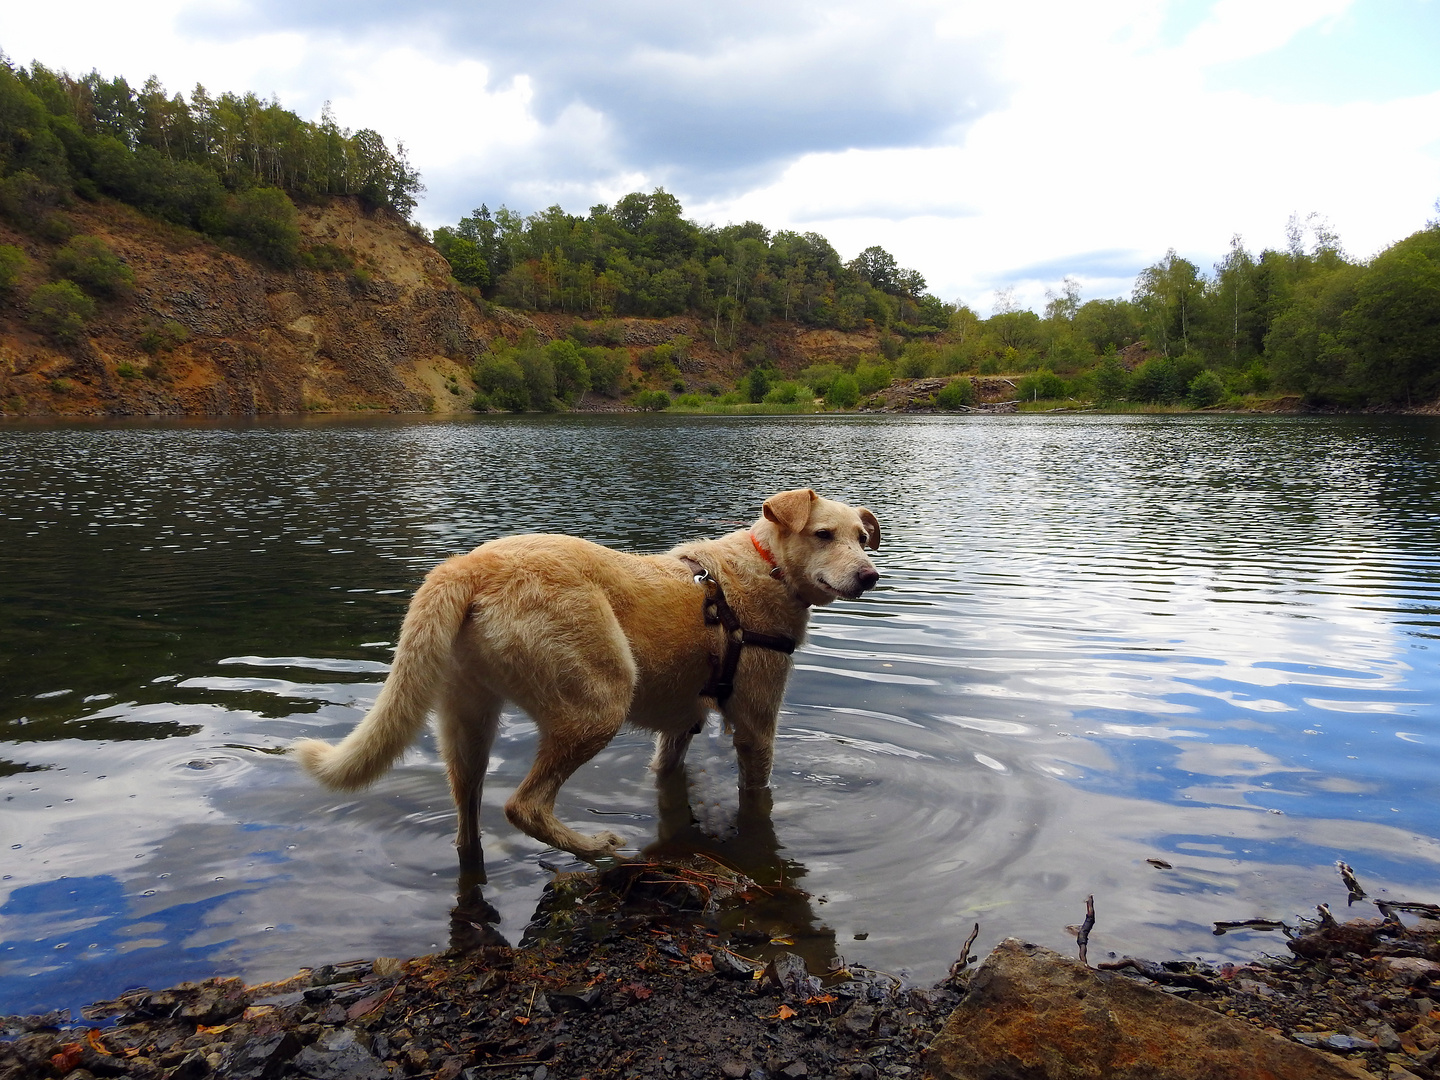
643 767 839 977
451 861 511 953
449 770 838 972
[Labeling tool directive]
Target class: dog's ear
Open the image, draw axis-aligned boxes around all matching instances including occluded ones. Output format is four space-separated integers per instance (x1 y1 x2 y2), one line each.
762 488 817 535
858 507 881 550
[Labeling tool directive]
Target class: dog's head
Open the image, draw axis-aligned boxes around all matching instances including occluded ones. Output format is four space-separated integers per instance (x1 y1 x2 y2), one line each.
757 488 881 606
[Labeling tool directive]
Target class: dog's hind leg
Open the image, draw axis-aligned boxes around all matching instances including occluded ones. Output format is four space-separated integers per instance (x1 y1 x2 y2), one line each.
438 661 502 873
505 709 629 861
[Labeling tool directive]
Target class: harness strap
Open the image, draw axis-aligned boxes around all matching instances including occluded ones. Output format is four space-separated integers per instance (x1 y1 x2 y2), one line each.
679 556 796 709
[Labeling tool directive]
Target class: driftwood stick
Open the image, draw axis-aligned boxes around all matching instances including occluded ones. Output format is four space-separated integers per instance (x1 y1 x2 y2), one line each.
1337 861 1367 906
1316 903 1339 929
1375 899 1440 924
948 923 981 981
1077 895 1095 967
1212 918 1292 936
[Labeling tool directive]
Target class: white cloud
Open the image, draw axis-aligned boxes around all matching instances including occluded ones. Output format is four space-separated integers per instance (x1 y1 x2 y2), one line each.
3 0 1438 311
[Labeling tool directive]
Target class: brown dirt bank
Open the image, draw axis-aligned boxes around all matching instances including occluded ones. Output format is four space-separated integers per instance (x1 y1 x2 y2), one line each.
4 859 1439 1080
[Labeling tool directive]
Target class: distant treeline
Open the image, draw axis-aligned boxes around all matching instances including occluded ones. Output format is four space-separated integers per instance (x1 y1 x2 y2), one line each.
441 195 1440 410
433 193 947 345
0 55 421 264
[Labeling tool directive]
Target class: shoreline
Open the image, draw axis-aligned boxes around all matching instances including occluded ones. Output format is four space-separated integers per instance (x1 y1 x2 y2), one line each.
4 859 1438 1080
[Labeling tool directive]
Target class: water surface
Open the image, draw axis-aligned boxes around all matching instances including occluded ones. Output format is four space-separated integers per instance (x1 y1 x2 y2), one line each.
2 413 1438 1015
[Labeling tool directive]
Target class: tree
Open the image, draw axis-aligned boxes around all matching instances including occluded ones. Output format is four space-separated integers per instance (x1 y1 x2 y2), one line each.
1134 249 1203 356
847 246 899 291
1341 226 1440 406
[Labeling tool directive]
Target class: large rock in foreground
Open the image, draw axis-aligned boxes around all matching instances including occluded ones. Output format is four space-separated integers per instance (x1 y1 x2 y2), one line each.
925 939 1374 1080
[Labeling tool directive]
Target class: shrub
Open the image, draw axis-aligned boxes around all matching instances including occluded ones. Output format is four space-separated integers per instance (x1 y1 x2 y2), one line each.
855 359 893 394
28 280 96 343
763 381 803 405
717 390 744 405
744 367 772 403
301 243 355 272
580 346 627 397
53 236 134 298
673 393 705 408
226 186 301 267
800 363 841 395
634 389 670 411
473 352 529 411
0 244 26 293
139 319 190 354
825 373 860 408
116 362 139 379
898 344 936 379
1187 369 1226 408
936 377 976 409
1017 368 1067 401
1093 355 1128 401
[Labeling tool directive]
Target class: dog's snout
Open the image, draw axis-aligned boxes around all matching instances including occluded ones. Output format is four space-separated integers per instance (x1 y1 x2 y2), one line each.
857 566 881 591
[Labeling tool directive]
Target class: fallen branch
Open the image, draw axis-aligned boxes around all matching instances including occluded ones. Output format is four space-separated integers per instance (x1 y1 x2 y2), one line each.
1337 861 1367 906
948 923 981 981
1212 918 1293 937
1077 895 1095 967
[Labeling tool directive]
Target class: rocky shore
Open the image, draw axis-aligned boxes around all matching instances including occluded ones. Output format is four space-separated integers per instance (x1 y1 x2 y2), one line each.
3 858 1438 1080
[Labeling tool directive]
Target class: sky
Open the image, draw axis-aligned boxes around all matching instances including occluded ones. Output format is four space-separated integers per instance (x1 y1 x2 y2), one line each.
5 0 1439 312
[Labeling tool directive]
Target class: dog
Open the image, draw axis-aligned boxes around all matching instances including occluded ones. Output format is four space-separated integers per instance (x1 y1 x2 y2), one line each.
292 488 881 862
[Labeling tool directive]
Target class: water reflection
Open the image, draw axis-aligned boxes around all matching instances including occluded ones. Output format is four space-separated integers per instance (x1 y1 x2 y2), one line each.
1 413 1438 1017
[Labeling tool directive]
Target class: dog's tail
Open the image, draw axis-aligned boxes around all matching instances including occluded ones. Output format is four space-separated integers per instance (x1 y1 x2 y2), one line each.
292 561 475 791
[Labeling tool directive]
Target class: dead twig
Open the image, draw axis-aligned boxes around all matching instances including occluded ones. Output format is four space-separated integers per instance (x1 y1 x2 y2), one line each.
948 923 981 981
1212 918 1294 937
1077 895 1095 967
1337 861 1367 906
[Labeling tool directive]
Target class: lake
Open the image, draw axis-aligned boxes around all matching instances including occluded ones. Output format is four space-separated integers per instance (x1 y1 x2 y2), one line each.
2 412 1439 1017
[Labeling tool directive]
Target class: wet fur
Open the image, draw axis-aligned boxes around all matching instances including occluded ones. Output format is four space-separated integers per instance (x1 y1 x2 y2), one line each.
292 488 881 861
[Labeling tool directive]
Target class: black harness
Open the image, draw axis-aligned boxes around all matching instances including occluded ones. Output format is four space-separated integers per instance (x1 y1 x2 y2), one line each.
678 556 796 707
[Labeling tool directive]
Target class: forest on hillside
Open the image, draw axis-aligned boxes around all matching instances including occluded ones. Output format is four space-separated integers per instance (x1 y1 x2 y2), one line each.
441 197 1440 412
0 55 421 265
2 54 1436 414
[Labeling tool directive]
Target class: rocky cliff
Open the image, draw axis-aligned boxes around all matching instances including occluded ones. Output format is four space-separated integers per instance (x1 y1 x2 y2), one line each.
0 197 887 418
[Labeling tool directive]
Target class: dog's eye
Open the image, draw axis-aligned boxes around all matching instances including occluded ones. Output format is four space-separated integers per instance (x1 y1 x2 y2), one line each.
814 529 834 541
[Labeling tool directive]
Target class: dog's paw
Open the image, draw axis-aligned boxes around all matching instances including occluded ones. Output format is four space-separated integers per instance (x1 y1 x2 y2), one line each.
593 830 625 850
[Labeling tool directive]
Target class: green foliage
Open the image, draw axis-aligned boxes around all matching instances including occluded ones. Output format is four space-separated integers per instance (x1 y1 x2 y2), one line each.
743 367 772 403
433 231 490 288
0 243 26 292
763 381 803 404
473 349 530 411
0 58 423 231
1093 355 1129 402
1341 227 1440 406
1186 369 1225 408
1129 353 1205 404
579 346 627 397
545 339 590 404
854 359 893 394
138 319 189 354
800 363 842 395
897 342 935 378
226 187 301 267
1017 368 1067 401
634 389 670 411
52 235 133 297
300 243 355 272
436 188 944 340
935 377 975 409
28 279 96 342
825 373 860 409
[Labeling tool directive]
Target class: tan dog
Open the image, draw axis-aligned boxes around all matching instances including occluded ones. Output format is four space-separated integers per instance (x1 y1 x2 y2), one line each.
293 488 881 862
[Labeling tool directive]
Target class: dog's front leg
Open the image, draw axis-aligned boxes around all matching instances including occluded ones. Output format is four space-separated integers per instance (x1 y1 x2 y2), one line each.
728 702 780 790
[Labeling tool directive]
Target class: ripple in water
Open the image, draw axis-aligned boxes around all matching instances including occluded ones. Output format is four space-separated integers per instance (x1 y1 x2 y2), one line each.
1 413 1438 1016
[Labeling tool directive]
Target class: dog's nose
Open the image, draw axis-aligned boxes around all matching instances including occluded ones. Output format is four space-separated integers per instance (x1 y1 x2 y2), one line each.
857 567 880 591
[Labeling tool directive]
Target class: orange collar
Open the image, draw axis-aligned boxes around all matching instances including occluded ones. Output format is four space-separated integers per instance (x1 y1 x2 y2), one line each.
750 531 783 578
